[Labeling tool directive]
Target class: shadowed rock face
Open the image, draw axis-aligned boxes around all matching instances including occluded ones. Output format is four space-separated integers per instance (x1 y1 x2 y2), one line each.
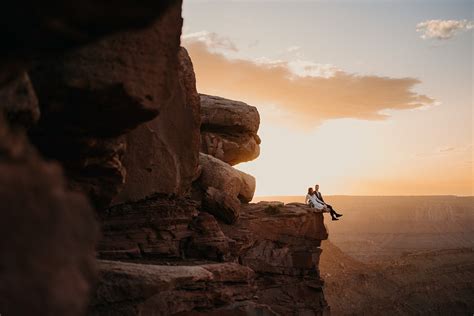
200 94 261 165
98 195 199 260
28 1 197 208
111 46 201 205
0 119 98 316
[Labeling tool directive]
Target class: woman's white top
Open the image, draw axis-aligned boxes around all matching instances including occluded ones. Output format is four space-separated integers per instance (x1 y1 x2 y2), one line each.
305 194 325 210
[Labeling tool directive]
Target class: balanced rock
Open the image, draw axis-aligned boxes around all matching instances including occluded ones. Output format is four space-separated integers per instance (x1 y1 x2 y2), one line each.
200 94 260 165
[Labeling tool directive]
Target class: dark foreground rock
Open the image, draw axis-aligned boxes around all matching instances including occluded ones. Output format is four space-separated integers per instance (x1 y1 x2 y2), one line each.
200 94 260 165
0 120 98 316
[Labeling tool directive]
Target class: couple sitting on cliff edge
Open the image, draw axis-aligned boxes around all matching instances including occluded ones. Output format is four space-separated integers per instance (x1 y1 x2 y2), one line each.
305 184 343 221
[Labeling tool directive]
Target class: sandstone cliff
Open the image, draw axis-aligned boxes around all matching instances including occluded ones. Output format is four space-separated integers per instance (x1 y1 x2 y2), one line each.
0 1 329 315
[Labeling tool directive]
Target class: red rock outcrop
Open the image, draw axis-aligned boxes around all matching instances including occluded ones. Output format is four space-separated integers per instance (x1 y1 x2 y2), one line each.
92 199 329 315
220 202 329 315
200 94 261 166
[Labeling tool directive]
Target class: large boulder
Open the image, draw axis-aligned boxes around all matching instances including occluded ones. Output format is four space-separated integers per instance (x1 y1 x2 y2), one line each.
0 118 99 316
199 153 256 203
29 2 198 208
196 153 256 224
200 94 260 165
200 94 259 133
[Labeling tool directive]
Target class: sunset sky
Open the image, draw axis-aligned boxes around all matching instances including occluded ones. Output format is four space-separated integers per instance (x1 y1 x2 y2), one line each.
182 0 473 196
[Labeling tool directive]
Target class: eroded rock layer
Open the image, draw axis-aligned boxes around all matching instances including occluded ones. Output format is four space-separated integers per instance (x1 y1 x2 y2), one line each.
200 94 260 165
89 260 258 316
94 197 329 315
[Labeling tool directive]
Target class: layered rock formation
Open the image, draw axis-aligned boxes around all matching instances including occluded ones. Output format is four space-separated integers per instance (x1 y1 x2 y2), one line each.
93 202 329 315
200 94 261 166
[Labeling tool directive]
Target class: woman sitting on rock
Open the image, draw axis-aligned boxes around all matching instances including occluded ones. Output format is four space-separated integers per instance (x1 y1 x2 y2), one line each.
305 187 326 210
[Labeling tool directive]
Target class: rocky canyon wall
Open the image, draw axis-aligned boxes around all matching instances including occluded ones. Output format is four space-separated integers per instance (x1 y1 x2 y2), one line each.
0 1 329 315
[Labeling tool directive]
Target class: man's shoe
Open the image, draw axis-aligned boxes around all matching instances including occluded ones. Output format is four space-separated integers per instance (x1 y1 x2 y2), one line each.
336 214 343 217
332 217 339 221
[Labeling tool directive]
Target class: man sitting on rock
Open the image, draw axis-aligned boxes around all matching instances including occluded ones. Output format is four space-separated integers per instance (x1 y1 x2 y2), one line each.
314 184 343 221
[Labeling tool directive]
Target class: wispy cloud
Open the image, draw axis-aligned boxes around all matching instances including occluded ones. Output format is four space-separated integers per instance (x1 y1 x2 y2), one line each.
416 19 474 40
183 32 434 128
183 31 238 52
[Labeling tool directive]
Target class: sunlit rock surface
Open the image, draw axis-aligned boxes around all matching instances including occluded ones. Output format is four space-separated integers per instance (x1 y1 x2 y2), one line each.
200 94 261 165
